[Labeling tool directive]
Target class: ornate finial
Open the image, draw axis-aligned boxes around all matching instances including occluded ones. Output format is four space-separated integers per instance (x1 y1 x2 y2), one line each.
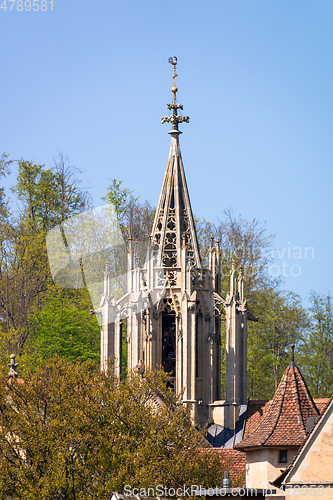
161 57 189 134
230 259 236 295
8 353 18 378
168 56 178 103
291 344 295 364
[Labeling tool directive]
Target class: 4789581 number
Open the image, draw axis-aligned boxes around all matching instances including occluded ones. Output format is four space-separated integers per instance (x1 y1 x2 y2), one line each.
0 0 53 11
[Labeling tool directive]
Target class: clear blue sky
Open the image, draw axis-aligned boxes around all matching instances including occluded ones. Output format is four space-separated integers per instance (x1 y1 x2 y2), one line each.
1 0 332 304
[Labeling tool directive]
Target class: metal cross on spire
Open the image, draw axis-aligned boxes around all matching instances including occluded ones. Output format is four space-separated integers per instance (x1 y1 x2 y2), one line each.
161 57 189 134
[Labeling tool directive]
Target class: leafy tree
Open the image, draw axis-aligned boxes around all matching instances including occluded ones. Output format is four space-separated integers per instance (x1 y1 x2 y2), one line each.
0 153 15 332
26 289 100 365
299 292 333 397
13 161 56 231
0 152 12 223
53 152 91 223
0 358 239 499
247 289 308 398
0 156 92 353
102 179 137 226
102 179 155 245
197 209 278 296
12 155 90 232
0 224 51 340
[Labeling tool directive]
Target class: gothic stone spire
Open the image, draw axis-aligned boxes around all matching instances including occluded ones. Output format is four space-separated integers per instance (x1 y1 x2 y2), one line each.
100 59 222 426
151 58 201 270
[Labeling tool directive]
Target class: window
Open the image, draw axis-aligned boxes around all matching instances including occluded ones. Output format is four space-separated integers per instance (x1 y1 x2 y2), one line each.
279 449 288 463
162 310 176 379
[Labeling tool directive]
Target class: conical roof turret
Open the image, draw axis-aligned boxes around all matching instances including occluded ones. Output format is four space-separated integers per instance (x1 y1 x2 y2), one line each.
236 356 320 449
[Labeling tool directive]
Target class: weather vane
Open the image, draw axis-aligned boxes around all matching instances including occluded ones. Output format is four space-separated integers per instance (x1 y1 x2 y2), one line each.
161 57 189 131
168 56 178 103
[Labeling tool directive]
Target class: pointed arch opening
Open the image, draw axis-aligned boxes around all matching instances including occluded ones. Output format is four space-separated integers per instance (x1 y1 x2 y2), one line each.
195 311 203 379
161 300 176 379
120 320 127 379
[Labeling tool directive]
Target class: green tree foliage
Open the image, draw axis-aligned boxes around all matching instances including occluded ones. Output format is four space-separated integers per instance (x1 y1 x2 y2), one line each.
0 358 238 499
197 209 277 295
0 152 12 223
102 179 155 244
26 290 100 365
247 290 308 397
299 292 333 397
13 154 90 231
0 153 14 332
0 154 93 359
0 223 50 339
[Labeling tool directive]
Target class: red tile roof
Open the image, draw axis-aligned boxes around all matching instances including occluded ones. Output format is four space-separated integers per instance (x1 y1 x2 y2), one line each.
235 362 320 449
243 400 271 439
242 398 329 444
208 448 246 487
314 398 330 414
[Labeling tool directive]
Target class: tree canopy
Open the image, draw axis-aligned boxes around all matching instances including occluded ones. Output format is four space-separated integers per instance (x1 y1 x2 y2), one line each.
0 358 237 499
0 155 92 365
299 292 333 397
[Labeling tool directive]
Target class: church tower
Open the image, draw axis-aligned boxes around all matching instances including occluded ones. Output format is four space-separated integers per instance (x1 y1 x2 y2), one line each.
99 58 248 427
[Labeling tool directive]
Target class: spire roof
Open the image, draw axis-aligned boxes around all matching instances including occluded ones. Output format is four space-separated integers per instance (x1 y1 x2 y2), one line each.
236 361 320 449
150 58 201 270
